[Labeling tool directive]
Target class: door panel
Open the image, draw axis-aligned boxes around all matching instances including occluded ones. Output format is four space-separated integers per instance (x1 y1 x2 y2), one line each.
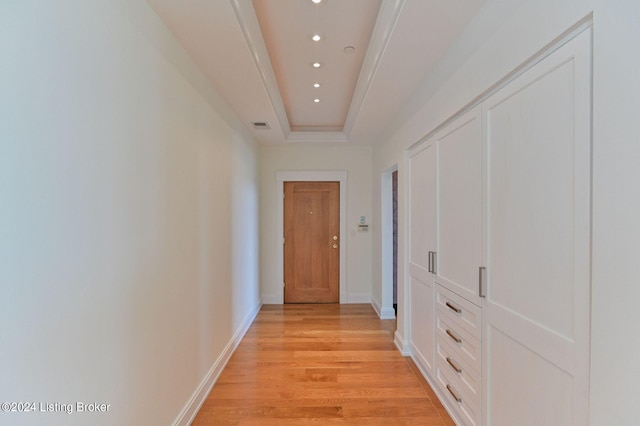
487 327 573 425
409 143 437 272
436 107 483 306
284 181 339 303
487 60 576 338
408 142 437 373
483 30 591 425
410 276 435 372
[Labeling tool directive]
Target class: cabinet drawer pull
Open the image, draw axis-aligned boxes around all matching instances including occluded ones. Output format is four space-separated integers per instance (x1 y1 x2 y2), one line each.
446 384 463 403
445 302 462 313
446 357 462 373
446 329 462 343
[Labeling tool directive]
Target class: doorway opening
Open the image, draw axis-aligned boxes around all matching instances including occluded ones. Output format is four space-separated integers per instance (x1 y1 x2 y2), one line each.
380 165 398 319
392 170 398 315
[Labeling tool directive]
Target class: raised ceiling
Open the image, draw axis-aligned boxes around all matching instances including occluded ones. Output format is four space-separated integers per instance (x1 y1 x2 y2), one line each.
253 0 381 132
146 0 488 145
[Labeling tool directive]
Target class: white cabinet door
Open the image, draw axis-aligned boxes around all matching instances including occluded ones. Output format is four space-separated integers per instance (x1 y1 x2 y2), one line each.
435 107 483 306
408 141 437 374
483 29 591 426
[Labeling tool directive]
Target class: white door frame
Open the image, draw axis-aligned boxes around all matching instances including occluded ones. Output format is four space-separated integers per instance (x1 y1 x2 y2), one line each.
276 171 347 304
380 165 398 319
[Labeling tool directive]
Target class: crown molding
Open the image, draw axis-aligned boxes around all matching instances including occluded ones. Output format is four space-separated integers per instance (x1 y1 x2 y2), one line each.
229 0 291 138
343 0 406 137
286 131 348 143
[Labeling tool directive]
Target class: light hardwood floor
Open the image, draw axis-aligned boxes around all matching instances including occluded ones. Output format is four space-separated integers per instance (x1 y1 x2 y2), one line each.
192 304 454 425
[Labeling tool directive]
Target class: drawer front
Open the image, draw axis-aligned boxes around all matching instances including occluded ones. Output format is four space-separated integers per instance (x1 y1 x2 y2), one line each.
435 313 481 373
436 338 480 401
435 350 481 426
436 284 481 340
436 368 480 426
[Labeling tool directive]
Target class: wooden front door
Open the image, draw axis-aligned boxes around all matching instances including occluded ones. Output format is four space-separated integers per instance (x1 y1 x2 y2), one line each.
284 181 339 303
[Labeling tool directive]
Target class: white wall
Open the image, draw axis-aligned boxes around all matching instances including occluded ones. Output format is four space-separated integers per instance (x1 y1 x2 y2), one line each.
371 0 640 424
0 1 260 425
260 145 372 304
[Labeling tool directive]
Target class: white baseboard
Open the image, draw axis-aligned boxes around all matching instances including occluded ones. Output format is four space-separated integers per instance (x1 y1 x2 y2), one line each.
173 300 262 426
371 296 395 319
371 297 382 317
379 307 396 320
394 330 412 356
262 293 371 304
410 353 462 426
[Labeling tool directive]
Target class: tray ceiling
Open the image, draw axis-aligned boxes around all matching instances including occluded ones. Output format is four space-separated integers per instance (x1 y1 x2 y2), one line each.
146 0 488 144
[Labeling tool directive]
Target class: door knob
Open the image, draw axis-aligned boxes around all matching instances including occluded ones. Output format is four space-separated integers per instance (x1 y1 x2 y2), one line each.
333 235 338 240
332 244 338 249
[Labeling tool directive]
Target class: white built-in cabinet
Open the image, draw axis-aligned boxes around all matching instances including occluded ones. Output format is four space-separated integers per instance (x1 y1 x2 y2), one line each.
407 28 591 426
408 140 437 374
409 106 483 425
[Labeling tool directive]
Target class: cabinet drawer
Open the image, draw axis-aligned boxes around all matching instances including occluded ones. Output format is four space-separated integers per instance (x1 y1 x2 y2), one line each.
436 284 481 340
435 349 481 426
436 362 481 426
436 313 481 373
436 338 480 401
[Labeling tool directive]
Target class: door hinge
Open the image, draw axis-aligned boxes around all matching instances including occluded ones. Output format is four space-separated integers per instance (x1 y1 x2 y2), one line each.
479 266 487 298
283 281 286 288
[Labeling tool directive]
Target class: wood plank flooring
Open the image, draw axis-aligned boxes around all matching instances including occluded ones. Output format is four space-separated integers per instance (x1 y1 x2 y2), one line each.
192 304 454 425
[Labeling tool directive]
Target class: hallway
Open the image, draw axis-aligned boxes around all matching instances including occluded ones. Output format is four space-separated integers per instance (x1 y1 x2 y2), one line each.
192 304 454 425
3 2 640 424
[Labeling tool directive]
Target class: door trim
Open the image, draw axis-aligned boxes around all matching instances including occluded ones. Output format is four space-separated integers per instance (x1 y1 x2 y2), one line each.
379 165 398 319
276 171 347 304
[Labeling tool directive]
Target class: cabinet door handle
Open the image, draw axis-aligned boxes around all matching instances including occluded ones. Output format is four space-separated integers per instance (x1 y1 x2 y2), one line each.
445 302 461 314
479 266 487 298
428 251 433 273
446 329 462 344
432 251 437 274
446 357 462 373
446 384 463 403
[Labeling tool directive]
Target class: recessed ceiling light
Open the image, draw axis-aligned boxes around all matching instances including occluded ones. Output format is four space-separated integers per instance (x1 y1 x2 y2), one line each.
313 62 321 68
311 0 322 4
313 83 320 88
314 98 320 103
312 34 321 42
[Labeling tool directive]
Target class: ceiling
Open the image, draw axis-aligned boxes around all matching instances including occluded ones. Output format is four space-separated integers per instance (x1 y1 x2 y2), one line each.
146 0 488 145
